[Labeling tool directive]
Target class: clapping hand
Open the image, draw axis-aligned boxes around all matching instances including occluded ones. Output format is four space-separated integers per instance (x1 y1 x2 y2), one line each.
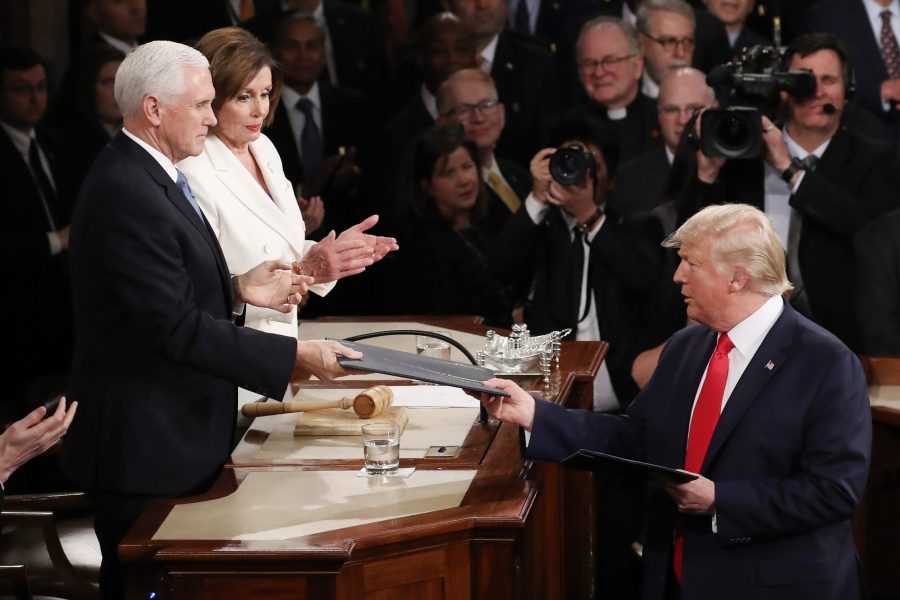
234 260 314 313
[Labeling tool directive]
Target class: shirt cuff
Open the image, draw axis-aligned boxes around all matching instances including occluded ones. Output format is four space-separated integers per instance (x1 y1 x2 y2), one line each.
47 231 62 255
525 193 550 224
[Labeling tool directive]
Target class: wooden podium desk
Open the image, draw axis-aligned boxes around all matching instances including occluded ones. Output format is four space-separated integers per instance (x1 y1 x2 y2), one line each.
856 356 900 597
120 318 606 600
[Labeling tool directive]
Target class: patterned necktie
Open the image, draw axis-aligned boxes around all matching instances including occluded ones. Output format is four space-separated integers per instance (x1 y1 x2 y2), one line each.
28 138 59 230
786 155 817 316
296 97 323 181
175 170 205 221
487 170 522 213
673 333 735 583
881 10 900 79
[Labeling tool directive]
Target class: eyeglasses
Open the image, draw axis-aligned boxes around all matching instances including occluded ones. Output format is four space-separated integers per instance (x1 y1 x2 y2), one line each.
659 103 707 118
442 98 500 120
642 34 695 53
578 53 639 74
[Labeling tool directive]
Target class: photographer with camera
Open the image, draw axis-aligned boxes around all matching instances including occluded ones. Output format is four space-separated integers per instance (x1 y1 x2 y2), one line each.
683 33 899 351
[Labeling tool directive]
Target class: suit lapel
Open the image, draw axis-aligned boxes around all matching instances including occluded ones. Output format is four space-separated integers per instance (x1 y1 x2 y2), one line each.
111 133 231 286
702 304 797 471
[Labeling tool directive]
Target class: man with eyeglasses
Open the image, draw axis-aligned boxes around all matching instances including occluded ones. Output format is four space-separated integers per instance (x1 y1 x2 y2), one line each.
554 16 662 164
613 67 716 221
447 0 562 166
0 45 76 413
636 0 697 100
437 68 531 231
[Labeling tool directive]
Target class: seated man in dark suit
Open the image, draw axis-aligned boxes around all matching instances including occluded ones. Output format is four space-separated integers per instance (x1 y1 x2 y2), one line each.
60 40 362 599
436 68 531 231
703 0 769 53
0 45 77 411
613 66 716 221
447 0 562 165
384 12 478 174
682 33 900 351
854 207 900 355
477 202 871 600
266 11 379 238
555 17 664 165
84 0 146 54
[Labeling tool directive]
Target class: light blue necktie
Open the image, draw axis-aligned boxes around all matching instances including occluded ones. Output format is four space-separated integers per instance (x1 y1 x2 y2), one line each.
175 169 205 221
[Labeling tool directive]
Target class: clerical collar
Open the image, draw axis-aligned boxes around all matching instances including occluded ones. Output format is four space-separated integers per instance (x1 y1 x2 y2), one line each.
607 107 627 120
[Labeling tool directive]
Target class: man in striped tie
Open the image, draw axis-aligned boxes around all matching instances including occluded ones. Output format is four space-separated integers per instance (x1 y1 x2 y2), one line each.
474 203 870 600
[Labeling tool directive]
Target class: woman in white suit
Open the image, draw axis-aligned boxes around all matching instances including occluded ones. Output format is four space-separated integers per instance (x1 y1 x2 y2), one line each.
178 27 397 415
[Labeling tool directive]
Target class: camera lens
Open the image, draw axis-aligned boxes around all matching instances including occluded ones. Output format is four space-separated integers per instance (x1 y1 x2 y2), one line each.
714 113 752 152
549 147 590 186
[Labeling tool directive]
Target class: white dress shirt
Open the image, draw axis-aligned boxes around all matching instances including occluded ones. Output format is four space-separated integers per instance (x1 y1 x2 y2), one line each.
480 33 500 74
280 82 323 172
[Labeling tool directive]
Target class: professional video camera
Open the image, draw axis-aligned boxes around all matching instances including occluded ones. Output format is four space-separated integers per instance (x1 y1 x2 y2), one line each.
699 45 816 159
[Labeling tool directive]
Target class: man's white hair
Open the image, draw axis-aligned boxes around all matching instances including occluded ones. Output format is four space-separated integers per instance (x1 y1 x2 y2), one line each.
114 40 209 118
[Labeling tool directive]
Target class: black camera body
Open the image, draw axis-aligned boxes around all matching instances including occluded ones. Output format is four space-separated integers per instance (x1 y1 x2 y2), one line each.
700 45 816 159
549 146 597 186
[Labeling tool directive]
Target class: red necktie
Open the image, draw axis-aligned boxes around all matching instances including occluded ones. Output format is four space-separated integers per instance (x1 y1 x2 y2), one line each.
673 332 734 584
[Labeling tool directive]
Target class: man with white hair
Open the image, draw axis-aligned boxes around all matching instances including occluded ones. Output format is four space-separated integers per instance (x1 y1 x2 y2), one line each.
477 203 870 600
61 41 361 599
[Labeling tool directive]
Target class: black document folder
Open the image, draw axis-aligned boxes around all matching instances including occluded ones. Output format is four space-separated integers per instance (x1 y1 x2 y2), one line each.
334 340 509 396
561 449 698 483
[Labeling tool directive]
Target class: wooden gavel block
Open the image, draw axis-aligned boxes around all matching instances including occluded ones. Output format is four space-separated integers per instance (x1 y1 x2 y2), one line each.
241 385 393 419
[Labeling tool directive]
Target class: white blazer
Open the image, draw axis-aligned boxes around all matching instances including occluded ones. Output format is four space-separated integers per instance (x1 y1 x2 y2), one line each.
178 133 334 339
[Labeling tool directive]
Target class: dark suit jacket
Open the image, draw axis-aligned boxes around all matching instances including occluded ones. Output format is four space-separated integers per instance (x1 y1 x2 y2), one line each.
610 145 670 216
804 0 900 138
498 204 662 403
383 94 434 176
492 31 563 165
266 82 379 236
683 126 899 350
528 302 870 600
323 0 389 111
854 207 900 355
0 126 75 388
61 133 296 496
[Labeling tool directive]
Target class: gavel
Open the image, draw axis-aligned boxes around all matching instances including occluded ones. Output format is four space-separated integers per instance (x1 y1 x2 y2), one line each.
241 385 393 419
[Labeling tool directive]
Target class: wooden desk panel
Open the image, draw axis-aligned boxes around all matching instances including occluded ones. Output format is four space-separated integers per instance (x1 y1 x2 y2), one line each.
120 318 605 600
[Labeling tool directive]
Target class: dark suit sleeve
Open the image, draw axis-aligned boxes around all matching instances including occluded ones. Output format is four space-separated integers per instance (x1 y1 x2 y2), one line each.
853 212 900 354
714 349 871 540
96 173 295 396
589 215 661 295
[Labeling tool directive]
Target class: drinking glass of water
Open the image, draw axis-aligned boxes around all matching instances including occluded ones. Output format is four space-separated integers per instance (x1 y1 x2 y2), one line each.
361 421 400 475
416 330 451 360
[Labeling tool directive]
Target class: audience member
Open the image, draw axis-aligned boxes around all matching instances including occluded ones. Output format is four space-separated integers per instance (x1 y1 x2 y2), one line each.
265 12 378 237
437 68 531 231
612 66 715 219
804 0 900 140
52 44 125 193
681 33 900 350
84 0 146 55
0 45 76 412
448 0 562 165
555 17 663 164
384 12 477 172
477 202 871 600
704 0 769 52
392 123 512 326
636 0 697 99
854 207 900 355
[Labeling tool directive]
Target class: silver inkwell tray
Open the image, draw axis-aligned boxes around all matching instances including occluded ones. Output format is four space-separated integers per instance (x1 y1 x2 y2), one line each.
476 324 572 381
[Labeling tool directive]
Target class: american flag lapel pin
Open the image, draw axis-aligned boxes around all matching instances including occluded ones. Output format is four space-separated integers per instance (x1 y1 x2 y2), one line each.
765 360 775 371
